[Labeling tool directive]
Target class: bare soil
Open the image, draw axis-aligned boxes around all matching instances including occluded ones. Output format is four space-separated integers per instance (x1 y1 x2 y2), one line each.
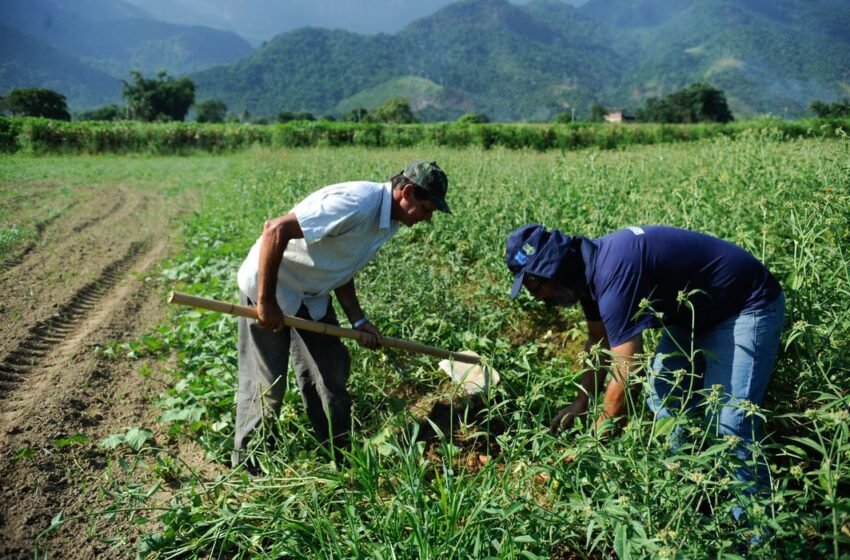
0 181 202 559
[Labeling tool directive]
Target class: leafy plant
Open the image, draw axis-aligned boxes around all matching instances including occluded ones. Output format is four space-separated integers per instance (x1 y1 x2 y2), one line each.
100 428 154 452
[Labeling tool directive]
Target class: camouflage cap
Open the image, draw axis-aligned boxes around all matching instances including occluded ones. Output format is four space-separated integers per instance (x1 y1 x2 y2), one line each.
402 160 450 213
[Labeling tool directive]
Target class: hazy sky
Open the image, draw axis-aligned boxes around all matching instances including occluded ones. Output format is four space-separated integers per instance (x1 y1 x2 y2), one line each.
124 0 586 43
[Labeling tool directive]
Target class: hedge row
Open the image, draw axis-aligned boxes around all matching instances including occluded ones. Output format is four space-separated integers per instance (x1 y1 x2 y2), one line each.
1 117 847 155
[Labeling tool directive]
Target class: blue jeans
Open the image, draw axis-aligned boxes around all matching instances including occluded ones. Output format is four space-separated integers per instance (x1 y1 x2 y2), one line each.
647 292 786 491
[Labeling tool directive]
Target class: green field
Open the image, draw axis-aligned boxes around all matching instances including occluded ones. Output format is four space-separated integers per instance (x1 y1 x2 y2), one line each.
9 133 850 558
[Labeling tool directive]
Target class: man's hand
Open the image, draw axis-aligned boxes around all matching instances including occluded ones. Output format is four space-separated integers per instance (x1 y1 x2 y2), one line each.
357 321 383 350
257 300 286 332
550 397 589 435
355 320 382 349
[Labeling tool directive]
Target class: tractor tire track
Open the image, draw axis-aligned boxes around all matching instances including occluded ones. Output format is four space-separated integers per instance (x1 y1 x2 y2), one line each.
0 241 147 399
71 191 126 234
0 204 77 275
0 186 138 350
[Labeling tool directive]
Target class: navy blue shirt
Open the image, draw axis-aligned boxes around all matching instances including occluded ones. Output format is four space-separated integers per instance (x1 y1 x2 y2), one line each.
580 226 782 347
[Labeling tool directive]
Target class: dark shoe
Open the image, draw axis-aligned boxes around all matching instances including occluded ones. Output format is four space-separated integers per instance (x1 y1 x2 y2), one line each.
244 460 263 479
233 452 264 479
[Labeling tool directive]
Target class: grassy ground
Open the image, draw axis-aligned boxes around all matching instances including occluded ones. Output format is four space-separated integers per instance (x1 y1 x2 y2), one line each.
13 134 849 558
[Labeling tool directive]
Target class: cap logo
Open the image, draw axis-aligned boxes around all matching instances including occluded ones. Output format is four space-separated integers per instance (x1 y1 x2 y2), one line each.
513 251 527 265
513 242 537 266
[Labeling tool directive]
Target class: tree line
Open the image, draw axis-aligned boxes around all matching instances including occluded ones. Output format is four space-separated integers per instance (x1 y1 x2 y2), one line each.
3 73 849 124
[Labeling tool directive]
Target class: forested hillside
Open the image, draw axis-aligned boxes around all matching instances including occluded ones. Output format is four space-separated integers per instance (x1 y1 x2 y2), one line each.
1 0 252 110
599 0 850 115
3 0 848 119
0 25 120 109
194 0 623 121
192 0 850 120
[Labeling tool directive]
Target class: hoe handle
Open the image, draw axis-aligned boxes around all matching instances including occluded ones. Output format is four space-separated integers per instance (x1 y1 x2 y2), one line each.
168 291 481 365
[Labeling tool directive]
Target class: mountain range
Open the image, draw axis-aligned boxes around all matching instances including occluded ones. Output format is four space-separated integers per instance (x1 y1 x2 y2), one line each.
0 0 252 107
2 0 848 120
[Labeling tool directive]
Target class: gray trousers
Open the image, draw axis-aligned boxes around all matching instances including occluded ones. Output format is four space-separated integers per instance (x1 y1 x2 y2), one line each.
232 292 352 467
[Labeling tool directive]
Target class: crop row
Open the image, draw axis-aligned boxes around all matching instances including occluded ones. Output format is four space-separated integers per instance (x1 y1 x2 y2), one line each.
1 116 848 155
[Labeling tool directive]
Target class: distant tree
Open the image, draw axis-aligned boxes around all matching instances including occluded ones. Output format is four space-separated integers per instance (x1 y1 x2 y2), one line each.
589 102 608 123
76 104 124 121
6 88 71 120
552 112 574 124
195 99 227 123
809 100 828 117
637 97 660 122
457 112 490 124
810 98 850 118
276 111 296 123
343 108 369 122
277 110 314 123
122 70 195 122
636 83 733 123
690 83 733 123
366 98 417 124
319 115 336 122
0 95 9 116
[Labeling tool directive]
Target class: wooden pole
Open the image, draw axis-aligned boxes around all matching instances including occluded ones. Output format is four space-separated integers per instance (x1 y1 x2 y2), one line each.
168 291 481 365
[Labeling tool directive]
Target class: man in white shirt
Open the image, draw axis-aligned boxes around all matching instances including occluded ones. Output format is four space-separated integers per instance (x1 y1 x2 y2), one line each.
233 161 450 469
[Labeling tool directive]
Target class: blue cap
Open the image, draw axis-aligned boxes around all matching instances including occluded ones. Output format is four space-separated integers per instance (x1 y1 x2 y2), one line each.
505 224 576 298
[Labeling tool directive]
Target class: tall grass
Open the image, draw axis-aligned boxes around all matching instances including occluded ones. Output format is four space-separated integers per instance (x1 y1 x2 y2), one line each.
35 133 849 558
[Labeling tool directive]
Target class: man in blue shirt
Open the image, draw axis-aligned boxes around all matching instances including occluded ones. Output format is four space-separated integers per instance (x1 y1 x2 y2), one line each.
505 224 785 490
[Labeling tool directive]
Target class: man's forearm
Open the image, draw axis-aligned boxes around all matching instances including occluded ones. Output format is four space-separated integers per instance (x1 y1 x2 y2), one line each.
599 376 628 422
334 278 381 349
577 332 610 403
595 334 642 427
257 220 288 304
333 279 365 324
577 367 608 403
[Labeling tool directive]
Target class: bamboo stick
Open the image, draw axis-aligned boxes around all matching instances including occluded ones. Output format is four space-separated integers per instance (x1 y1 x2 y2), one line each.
168 291 481 365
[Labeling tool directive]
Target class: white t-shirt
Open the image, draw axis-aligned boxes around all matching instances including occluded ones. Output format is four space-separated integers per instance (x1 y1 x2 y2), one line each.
237 181 398 320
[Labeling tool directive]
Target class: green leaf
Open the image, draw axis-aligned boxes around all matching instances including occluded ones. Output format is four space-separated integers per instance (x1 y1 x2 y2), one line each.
652 416 677 437
614 523 630 560
818 461 834 494
701 442 730 457
99 433 126 449
787 436 826 456
141 334 163 351
513 535 536 543
782 444 809 458
786 271 802 290
53 434 91 448
124 427 153 451
16 447 36 459
48 510 65 533
161 405 205 423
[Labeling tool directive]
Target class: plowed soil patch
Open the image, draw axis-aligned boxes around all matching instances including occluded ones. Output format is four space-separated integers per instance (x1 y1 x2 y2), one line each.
0 181 200 559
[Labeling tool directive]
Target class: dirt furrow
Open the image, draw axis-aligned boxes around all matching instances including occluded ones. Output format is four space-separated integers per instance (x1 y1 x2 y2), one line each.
0 241 147 412
71 191 127 234
0 180 199 560
0 204 78 274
